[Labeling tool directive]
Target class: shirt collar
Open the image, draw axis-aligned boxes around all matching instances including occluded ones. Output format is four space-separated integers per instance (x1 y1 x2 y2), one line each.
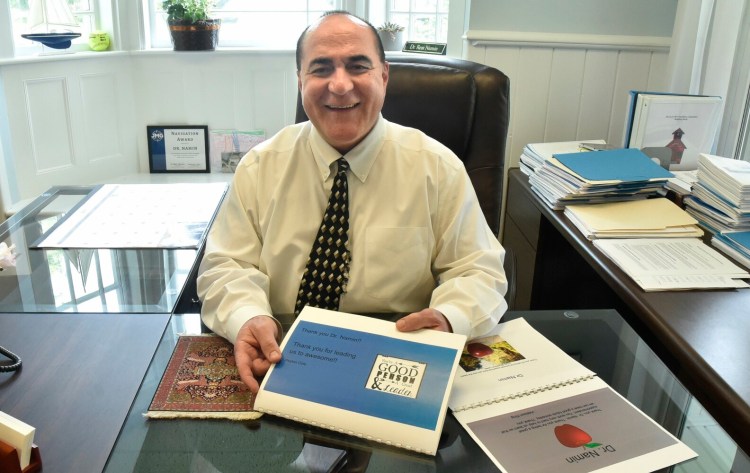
309 115 385 182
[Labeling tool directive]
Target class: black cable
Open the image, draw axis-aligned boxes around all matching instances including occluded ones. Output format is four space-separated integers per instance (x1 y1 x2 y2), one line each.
0 344 22 372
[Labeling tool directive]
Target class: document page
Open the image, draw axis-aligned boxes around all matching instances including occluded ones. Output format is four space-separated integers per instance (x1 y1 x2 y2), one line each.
454 379 697 473
449 318 594 412
34 183 227 249
593 238 750 290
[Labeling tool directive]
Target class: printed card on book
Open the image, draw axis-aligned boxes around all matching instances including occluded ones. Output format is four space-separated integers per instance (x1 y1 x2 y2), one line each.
254 306 467 455
449 318 697 472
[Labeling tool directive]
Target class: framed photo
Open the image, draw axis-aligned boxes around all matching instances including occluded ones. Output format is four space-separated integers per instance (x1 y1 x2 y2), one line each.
147 125 210 173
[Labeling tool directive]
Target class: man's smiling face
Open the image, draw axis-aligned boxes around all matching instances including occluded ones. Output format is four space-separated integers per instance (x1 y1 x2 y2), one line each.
297 14 389 155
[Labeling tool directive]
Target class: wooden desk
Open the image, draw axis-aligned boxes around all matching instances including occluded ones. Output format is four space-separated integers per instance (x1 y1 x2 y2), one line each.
502 168 750 453
0 313 170 473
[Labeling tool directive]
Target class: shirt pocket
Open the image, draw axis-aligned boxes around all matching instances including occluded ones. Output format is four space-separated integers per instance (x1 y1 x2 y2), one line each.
365 227 430 299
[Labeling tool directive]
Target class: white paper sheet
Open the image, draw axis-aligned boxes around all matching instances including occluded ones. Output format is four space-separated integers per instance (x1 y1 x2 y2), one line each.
34 183 227 249
593 238 750 290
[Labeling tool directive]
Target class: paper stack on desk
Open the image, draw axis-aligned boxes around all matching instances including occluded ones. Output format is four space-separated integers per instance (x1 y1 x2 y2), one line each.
529 148 673 209
711 231 750 269
519 139 605 175
592 238 749 291
684 154 750 234
564 198 703 239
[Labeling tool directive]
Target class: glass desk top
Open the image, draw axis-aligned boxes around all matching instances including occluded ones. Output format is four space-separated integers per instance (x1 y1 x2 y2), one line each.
0 186 209 314
105 310 749 473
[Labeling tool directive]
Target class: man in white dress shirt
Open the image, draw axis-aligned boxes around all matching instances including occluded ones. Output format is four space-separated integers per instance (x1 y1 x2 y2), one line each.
197 11 507 393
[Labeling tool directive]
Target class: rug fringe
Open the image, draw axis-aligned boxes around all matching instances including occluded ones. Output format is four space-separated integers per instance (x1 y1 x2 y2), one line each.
143 410 263 420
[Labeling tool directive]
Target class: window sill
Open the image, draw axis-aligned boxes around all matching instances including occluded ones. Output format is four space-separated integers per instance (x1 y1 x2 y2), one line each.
0 47 297 65
131 47 296 56
0 49 128 66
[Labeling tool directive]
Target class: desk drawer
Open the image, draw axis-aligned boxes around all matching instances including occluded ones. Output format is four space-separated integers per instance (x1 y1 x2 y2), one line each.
506 170 541 249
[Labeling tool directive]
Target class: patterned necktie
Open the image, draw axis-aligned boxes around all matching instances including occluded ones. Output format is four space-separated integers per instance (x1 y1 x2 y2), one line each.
294 158 350 314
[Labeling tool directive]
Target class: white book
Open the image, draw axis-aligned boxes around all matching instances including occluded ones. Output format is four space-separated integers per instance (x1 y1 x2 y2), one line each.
254 307 466 455
627 94 722 171
449 318 697 473
0 411 35 469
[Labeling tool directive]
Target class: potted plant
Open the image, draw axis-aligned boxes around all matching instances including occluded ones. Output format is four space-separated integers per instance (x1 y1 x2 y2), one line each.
162 0 221 51
377 21 405 51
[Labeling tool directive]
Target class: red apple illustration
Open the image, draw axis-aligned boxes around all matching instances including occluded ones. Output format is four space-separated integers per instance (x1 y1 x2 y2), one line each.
467 342 493 357
554 424 601 449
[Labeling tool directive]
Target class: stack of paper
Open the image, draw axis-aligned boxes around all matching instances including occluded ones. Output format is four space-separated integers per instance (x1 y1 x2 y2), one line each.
529 148 673 209
665 169 698 195
593 238 749 291
684 154 750 234
519 139 605 176
564 198 703 239
712 231 750 269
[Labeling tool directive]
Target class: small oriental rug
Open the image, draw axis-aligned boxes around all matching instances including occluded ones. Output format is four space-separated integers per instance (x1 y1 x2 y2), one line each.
146 334 262 420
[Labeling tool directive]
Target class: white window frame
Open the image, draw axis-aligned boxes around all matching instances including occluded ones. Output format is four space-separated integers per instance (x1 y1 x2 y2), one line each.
369 0 450 44
7 0 102 57
717 2 750 162
140 0 463 53
1 0 466 58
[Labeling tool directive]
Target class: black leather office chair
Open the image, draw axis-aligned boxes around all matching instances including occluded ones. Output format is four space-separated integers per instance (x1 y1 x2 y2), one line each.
295 53 515 308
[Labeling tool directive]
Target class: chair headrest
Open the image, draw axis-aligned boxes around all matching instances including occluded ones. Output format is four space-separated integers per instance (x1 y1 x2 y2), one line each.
382 61 475 158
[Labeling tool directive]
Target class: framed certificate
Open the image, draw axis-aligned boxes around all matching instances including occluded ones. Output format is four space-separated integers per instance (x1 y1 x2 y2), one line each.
148 125 210 173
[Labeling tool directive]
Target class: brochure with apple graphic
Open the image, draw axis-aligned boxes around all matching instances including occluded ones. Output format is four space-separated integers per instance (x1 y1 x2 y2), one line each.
450 318 697 472
254 306 466 456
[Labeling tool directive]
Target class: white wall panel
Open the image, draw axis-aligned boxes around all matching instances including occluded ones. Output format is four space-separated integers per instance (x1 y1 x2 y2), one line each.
79 72 122 162
129 52 297 174
511 48 553 168
200 69 239 130
253 70 294 133
578 50 619 142
0 56 138 210
25 77 75 173
546 49 586 142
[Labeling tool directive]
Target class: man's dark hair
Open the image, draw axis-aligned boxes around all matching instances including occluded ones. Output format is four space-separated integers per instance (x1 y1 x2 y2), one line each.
295 10 386 71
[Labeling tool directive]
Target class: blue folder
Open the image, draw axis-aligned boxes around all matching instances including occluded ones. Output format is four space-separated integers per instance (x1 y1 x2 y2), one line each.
721 231 750 254
555 148 674 182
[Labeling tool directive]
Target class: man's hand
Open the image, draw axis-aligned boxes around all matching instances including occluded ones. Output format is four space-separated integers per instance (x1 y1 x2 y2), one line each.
234 316 282 394
396 308 452 333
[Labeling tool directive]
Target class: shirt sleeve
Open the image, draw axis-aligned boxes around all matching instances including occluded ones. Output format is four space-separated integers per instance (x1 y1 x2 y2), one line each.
429 160 508 339
197 152 274 343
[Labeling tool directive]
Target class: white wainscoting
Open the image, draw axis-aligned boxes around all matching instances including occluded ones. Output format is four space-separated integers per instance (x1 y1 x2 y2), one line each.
1 40 667 217
129 51 298 174
0 51 299 212
466 30 670 167
1 54 139 209
464 31 670 235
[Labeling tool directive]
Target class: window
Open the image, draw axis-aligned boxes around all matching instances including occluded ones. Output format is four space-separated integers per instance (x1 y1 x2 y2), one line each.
388 0 449 43
738 89 750 161
146 0 343 49
145 0 449 49
10 0 97 56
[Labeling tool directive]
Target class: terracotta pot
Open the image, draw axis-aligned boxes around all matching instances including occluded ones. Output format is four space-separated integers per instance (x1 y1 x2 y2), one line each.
168 18 221 51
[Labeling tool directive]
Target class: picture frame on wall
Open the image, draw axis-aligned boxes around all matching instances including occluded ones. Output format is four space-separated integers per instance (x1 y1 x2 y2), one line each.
147 125 210 173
